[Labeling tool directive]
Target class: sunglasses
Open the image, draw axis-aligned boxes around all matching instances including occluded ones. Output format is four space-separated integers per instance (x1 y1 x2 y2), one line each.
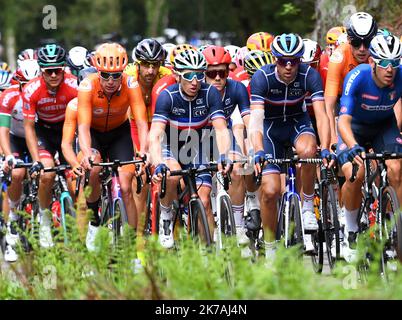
276 58 300 67
41 67 64 75
139 61 161 69
99 71 123 81
205 69 228 79
350 38 372 49
178 71 205 82
373 58 400 69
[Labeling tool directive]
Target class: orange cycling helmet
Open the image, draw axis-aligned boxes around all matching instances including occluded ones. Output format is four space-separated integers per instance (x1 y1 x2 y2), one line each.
93 43 128 72
326 26 346 45
246 32 274 52
169 44 196 66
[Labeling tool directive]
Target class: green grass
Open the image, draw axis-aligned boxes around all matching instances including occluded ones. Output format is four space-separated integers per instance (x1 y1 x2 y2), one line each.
2 221 402 300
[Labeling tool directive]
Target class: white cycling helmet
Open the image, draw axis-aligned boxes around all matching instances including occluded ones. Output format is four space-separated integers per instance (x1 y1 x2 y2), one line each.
17 59 41 81
67 46 88 74
346 12 377 40
17 48 38 66
162 42 176 66
174 48 207 71
224 45 241 62
370 34 402 60
301 39 321 64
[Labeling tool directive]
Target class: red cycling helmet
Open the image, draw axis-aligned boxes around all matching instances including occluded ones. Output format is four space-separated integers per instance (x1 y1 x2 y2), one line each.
202 45 232 66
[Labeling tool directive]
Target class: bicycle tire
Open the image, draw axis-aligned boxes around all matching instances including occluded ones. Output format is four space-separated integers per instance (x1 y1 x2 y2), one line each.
189 198 212 246
288 194 303 249
311 218 324 274
219 195 236 237
144 188 152 236
322 184 340 270
61 197 76 244
378 186 400 276
112 199 128 241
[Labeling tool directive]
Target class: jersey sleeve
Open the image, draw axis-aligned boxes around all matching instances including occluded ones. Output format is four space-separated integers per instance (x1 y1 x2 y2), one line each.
0 90 12 127
208 85 226 121
324 47 346 97
234 80 251 117
127 76 147 123
339 68 362 117
152 89 172 124
77 77 93 126
22 80 39 120
250 69 268 106
306 67 324 102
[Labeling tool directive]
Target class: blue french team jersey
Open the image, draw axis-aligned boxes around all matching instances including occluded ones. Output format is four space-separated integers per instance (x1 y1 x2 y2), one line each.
152 82 226 148
220 79 250 123
250 63 324 120
340 64 402 124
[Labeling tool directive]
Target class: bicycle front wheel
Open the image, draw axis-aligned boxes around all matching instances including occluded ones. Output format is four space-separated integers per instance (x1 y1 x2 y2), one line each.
112 199 128 240
61 196 76 244
288 194 303 249
189 198 212 246
219 195 236 237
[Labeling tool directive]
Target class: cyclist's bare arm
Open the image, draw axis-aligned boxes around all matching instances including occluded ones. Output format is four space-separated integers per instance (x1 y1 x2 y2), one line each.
149 122 166 166
249 104 265 152
394 98 402 130
338 114 358 149
129 85 149 155
312 100 331 151
61 107 79 169
324 95 338 145
212 118 230 156
0 126 12 156
77 89 93 160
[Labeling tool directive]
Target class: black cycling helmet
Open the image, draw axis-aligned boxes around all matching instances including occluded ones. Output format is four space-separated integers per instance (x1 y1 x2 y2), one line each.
133 38 166 63
37 44 67 67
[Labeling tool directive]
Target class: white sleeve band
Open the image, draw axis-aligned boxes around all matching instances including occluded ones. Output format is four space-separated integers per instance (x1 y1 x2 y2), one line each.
248 108 265 138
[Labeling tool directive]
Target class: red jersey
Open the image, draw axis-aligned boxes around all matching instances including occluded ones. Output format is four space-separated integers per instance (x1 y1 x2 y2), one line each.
229 67 251 96
23 73 78 124
0 85 25 137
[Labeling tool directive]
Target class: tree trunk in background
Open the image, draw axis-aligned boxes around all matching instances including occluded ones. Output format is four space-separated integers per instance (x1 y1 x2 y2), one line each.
3 0 17 69
145 0 168 37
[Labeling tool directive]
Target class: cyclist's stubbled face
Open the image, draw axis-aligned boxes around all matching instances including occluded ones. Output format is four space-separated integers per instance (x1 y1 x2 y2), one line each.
205 64 228 93
369 57 398 87
179 69 202 98
99 75 122 95
42 68 64 89
138 61 161 86
275 57 299 84
350 42 370 64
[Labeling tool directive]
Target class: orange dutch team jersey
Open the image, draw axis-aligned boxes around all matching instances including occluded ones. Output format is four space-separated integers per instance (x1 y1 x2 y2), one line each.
324 43 359 97
77 73 147 132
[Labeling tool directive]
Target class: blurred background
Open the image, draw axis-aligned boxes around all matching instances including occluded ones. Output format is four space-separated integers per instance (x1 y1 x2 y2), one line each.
0 0 401 69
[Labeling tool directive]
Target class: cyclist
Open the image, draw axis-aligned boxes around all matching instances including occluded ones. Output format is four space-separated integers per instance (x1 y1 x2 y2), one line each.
66 46 88 77
17 48 38 65
336 34 402 262
77 43 148 250
149 49 231 249
0 59 40 262
124 38 172 223
249 33 333 253
23 44 77 248
162 43 176 69
202 45 251 244
230 46 249 82
325 12 378 145
242 49 275 93
0 61 12 73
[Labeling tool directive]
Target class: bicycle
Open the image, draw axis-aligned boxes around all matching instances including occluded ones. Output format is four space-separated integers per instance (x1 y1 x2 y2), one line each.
160 163 220 247
84 158 146 248
349 151 402 281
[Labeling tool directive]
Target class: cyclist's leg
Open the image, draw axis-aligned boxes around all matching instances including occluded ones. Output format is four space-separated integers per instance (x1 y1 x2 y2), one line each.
375 116 402 202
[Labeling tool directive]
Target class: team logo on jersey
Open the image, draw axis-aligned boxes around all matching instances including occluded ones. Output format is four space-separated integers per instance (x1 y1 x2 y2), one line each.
172 107 186 115
340 106 347 114
389 91 396 101
225 98 231 105
396 137 402 144
93 107 104 115
127 76 139 89
344 70 360 96
196 98 203 105
362 94 379 100
294 82 300 88
329 50 343 64
97 91 105 99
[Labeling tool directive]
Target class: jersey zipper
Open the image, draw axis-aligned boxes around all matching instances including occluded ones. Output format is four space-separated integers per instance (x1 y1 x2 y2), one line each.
283 84 288 122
